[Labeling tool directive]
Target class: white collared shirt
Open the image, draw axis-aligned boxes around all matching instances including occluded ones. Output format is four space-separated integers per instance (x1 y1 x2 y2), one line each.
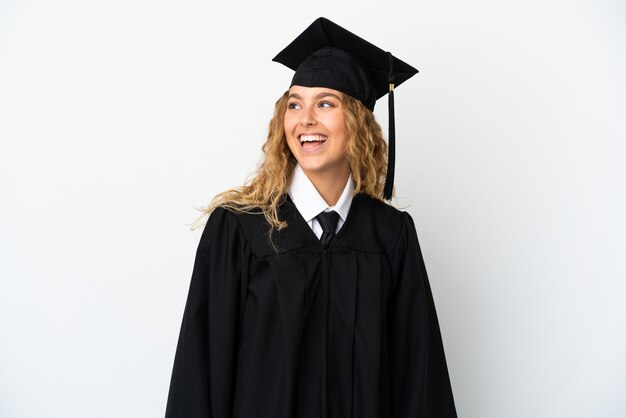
288 164 355 239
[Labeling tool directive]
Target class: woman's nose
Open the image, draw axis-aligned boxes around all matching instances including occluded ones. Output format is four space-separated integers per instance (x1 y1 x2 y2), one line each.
299 107 317 127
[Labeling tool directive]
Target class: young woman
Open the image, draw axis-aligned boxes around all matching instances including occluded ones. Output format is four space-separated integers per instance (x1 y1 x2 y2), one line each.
165 17 457 418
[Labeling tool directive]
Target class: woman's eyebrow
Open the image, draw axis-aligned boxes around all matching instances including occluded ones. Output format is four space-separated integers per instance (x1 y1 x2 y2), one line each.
315 92 341 100
287 92 341 100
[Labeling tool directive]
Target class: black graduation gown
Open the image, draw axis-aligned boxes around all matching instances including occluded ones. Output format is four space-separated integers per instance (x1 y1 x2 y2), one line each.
165 193 457 418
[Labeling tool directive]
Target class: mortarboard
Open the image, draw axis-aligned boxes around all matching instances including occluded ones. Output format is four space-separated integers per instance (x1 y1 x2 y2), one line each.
273 17 418 200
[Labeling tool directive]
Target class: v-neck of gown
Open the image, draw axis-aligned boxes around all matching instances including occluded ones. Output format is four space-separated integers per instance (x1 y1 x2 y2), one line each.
282 193 358 252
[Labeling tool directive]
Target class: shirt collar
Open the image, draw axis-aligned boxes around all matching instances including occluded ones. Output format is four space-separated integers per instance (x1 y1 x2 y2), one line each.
288 163 354 223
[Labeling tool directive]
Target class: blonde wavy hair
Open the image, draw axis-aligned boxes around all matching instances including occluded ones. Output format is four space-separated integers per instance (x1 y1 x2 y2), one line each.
190 89 390 233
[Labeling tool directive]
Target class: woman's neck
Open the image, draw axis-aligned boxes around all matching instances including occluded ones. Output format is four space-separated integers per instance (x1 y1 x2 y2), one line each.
303 167 350 207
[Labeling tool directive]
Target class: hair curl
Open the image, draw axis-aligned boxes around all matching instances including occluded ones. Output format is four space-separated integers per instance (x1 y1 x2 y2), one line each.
190 89 390 233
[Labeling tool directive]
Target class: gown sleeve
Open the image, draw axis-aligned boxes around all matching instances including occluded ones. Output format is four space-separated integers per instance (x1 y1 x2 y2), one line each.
388 212 457 418
165 207 245 418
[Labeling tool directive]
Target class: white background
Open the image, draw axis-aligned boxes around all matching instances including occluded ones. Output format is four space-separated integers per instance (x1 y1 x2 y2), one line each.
1 0 625 417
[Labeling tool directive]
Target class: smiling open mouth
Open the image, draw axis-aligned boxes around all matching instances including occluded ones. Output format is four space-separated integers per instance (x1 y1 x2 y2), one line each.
298 134 328 152
299 134 328 144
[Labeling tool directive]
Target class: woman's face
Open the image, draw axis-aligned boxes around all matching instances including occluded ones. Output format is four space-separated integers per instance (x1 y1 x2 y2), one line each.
284 85 349 179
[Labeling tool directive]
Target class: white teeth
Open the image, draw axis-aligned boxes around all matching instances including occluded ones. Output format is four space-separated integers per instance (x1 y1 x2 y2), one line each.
300 134 328 142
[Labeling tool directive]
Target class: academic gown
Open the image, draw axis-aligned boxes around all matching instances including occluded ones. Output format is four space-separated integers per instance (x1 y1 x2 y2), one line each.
165 193 457 418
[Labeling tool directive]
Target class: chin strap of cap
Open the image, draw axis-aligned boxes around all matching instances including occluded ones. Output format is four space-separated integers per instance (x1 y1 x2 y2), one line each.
383 52 395 200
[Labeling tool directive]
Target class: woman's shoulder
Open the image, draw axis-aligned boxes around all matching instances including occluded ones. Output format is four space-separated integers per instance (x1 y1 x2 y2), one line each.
340 193 416 253
206 204 269 234
208 204 274 250
352 193 414 227
354 193 405 216
199 204 258 241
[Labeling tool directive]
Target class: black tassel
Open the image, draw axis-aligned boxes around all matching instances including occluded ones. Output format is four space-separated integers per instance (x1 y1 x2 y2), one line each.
383 52 395 200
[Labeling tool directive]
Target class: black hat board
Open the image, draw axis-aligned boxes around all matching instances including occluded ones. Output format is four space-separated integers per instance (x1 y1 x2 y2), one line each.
273 17 418 200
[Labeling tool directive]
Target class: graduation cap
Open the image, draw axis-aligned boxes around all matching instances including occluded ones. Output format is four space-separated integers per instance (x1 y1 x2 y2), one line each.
273 17 418 200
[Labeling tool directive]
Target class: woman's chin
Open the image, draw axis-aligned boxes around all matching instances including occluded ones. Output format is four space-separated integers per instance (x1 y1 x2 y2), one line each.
298 160 348 178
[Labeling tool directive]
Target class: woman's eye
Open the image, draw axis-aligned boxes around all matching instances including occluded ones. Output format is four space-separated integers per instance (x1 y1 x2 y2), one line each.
318 101 333 108
287 102 301 110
